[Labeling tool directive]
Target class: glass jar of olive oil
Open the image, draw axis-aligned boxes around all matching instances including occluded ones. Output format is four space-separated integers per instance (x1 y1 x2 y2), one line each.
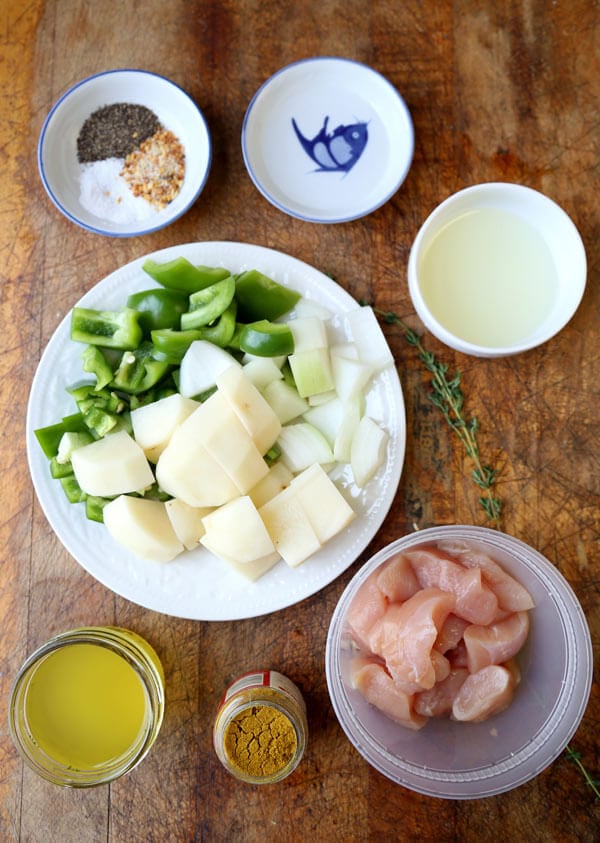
9 626 165 787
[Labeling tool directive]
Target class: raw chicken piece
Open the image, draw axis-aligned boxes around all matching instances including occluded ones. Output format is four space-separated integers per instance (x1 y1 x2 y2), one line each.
375 553 420 603
438 540 535 612
405 548 498 625
431 649 451 683
368 587 455 691
346 572 388 652
434 614 469 654
463 611 530 673
414 668 469 717
350 656 427 730
451 664 517 722
446 639 469 669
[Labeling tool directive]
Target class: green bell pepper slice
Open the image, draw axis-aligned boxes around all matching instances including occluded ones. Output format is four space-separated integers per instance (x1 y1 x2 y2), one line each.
34 413 89 459
127 288 188 334
112 343 172 394
81 345 114 391
71 307 142 350
180 276 236 330
85 495 111 523
193 300 237 348
60 475 88 504
151 328 202 363
142 257 231 294
239 320 295 357
235 270 301 322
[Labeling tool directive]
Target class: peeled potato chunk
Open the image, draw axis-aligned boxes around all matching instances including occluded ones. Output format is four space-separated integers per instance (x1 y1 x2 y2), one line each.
103 495 184 563
71 429 154 497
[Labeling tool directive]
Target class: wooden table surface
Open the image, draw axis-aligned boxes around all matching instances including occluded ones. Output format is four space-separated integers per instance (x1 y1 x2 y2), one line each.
1 1 598 840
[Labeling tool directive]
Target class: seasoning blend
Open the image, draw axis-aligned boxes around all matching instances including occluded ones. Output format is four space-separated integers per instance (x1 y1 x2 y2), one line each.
9 626 165 787
76 102 185 224
213 670 308 784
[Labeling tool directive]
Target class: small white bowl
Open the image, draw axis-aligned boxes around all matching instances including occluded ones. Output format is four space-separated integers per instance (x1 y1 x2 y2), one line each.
326 525 593 799
242 57 414 223
38 69 212 237
407 183 587 357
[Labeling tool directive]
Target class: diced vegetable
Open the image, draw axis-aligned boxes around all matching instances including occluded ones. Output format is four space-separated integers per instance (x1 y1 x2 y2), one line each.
81 345 114 390
35 413 90 459
56 430 94 464
331 354 374 401
247 462 294 508
288 463 355 543
345 306 394 372
200 496 276 566
130 393 199 462
180 391 269 494
262 380 309 424
288 348 334 397
242 357 284 389
216 365 281 455
143 257 231 293
127 288 188 334
277 422 334 473
71 307 142 350
350 416 389 487
178 340 241 398
165 498 211 550
234 269 301 321
259 489 321 568
180 276 236 330
288 316 328 352
103 495 184 563
239 320 295 357
71 430 154 497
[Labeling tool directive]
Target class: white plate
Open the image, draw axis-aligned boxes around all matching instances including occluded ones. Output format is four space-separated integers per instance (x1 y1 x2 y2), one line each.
38 69 211 237
27 242 406 620
242 57 414 223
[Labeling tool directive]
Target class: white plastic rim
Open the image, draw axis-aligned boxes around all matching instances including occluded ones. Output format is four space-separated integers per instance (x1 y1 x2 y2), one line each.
407 183 587 357
325 525 593 799
38 69 212 237
242 57 414 223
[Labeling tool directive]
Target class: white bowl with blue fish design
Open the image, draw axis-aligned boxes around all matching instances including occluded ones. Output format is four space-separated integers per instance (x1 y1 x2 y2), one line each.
242 57 414 223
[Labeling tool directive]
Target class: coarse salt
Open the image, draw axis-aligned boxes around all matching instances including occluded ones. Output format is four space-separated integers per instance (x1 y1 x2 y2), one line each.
78 158 158 223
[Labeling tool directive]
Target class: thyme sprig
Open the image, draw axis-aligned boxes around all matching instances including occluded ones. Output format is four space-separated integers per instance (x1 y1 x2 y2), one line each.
370 305 502 525
368 302 599 803
565 745 600 802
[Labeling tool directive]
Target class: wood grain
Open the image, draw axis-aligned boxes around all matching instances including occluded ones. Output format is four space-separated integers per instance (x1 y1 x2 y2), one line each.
0 1 598 841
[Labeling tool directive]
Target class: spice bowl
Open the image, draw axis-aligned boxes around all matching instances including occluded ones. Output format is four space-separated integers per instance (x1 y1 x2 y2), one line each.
38 69 212 237
407 183 587 357
325 525 593 799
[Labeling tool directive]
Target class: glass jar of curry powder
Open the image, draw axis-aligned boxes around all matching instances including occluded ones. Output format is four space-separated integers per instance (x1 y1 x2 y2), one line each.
213 670 308 784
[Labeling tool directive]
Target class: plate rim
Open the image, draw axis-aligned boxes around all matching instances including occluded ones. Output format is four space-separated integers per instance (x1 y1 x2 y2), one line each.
27 241 406 620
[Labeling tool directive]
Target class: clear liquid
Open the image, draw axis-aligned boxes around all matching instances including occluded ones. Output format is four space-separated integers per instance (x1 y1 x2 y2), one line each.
25 642 148 768
418 207 559 347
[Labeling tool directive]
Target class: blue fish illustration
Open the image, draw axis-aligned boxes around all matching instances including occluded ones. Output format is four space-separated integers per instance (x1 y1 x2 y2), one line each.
291 116 368 173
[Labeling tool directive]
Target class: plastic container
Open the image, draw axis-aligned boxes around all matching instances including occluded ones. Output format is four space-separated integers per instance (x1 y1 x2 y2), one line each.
325 525 593 799
407 183 586 357
213 670 308 784
9 626 165 787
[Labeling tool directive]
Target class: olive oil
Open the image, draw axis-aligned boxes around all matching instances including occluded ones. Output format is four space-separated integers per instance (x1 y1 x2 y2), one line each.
418 207 559 347
25 642 147 768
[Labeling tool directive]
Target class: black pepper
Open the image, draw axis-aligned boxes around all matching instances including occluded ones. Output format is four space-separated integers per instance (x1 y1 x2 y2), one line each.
77 103 162 163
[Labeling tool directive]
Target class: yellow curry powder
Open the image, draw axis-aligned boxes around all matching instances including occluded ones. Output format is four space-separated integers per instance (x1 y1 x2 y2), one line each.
223 702 298 778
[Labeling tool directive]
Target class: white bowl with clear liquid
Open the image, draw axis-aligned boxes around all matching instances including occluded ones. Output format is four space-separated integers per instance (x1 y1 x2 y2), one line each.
407 183 587 357
325 525 593 799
